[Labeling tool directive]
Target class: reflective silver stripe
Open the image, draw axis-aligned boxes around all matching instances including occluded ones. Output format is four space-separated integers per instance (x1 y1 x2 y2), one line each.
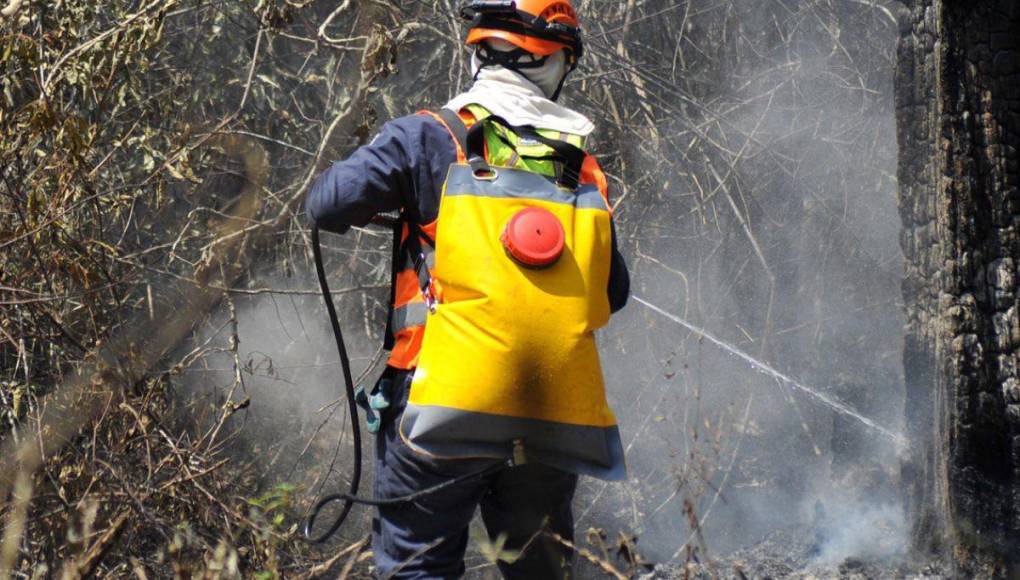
400 404 627 481
391 303 428 333
444 164 609 211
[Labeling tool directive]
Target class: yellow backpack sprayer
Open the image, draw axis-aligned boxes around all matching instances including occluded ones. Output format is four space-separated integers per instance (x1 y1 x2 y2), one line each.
303 110 626 542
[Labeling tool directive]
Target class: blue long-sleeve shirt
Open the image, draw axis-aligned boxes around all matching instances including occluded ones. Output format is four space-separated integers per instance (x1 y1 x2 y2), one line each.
305 113 630 312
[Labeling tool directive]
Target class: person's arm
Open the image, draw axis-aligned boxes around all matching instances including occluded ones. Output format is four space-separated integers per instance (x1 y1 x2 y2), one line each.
608 220 630 313
304 115 456 232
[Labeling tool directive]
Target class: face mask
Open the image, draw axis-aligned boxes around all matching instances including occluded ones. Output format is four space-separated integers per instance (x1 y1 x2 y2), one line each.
474 39 568 100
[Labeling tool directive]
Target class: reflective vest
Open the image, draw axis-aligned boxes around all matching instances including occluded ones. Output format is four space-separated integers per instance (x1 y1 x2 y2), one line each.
387 106 625 480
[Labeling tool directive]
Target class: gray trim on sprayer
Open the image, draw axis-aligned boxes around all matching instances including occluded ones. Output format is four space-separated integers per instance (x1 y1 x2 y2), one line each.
399 403 627 481
444 165 610 211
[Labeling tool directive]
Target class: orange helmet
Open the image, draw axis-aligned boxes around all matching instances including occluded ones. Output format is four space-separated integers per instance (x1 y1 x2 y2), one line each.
461 0 584 59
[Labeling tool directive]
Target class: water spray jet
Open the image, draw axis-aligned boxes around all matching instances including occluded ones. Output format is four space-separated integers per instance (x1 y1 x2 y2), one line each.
634 296 907 449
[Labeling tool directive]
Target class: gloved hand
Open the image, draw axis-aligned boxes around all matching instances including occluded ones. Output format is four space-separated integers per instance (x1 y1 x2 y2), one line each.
355 377 393 434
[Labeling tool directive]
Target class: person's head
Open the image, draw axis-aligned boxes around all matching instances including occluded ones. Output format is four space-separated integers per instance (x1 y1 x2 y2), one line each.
460 0 584 101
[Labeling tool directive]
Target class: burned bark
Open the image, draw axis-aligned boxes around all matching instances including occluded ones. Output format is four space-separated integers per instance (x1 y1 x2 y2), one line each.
896 0 1020 571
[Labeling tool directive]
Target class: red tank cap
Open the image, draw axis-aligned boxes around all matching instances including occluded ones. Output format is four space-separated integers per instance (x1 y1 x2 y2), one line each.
501 207 565 269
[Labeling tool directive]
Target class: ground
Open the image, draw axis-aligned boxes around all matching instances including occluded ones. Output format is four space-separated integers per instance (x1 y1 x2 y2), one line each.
641 527 947 580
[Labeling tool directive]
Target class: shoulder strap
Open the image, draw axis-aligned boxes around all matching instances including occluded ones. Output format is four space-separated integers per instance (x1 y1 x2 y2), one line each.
383 218 403 351
438 108 469 160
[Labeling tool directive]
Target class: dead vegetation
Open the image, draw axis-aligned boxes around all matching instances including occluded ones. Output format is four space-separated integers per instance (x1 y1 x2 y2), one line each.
2 0 906 577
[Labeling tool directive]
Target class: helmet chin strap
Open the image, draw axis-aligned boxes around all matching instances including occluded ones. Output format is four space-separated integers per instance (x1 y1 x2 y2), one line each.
549 59 576 102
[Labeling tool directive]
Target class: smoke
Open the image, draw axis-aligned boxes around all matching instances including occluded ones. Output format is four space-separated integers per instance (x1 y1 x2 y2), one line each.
808 491 907 565
572 0 907 569
168 0 909 572
170 256 392 543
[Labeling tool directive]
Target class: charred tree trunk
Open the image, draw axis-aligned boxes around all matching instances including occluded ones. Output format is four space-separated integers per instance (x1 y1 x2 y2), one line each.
897 0 1020 572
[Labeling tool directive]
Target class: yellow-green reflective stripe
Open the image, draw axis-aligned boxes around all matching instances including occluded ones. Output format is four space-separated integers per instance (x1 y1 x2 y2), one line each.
464 104 587 174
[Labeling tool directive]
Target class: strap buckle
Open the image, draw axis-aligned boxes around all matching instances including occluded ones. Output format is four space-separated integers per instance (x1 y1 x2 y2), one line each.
422 290 438 315
414 251 438 314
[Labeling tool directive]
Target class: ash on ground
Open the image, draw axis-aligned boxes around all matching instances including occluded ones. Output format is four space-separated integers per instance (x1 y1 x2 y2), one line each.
640 526 946 580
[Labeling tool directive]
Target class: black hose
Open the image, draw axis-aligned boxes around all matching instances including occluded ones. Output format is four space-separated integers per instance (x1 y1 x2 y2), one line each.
305 226 361 544
303 226 509 544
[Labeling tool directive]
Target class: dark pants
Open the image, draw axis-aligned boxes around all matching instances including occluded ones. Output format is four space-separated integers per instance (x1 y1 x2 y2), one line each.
372 369 578 579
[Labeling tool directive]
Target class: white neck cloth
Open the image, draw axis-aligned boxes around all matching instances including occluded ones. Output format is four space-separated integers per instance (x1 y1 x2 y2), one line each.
444 44 595 137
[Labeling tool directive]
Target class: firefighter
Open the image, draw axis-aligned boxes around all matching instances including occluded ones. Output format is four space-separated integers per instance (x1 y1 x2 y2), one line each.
305 1 629 577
